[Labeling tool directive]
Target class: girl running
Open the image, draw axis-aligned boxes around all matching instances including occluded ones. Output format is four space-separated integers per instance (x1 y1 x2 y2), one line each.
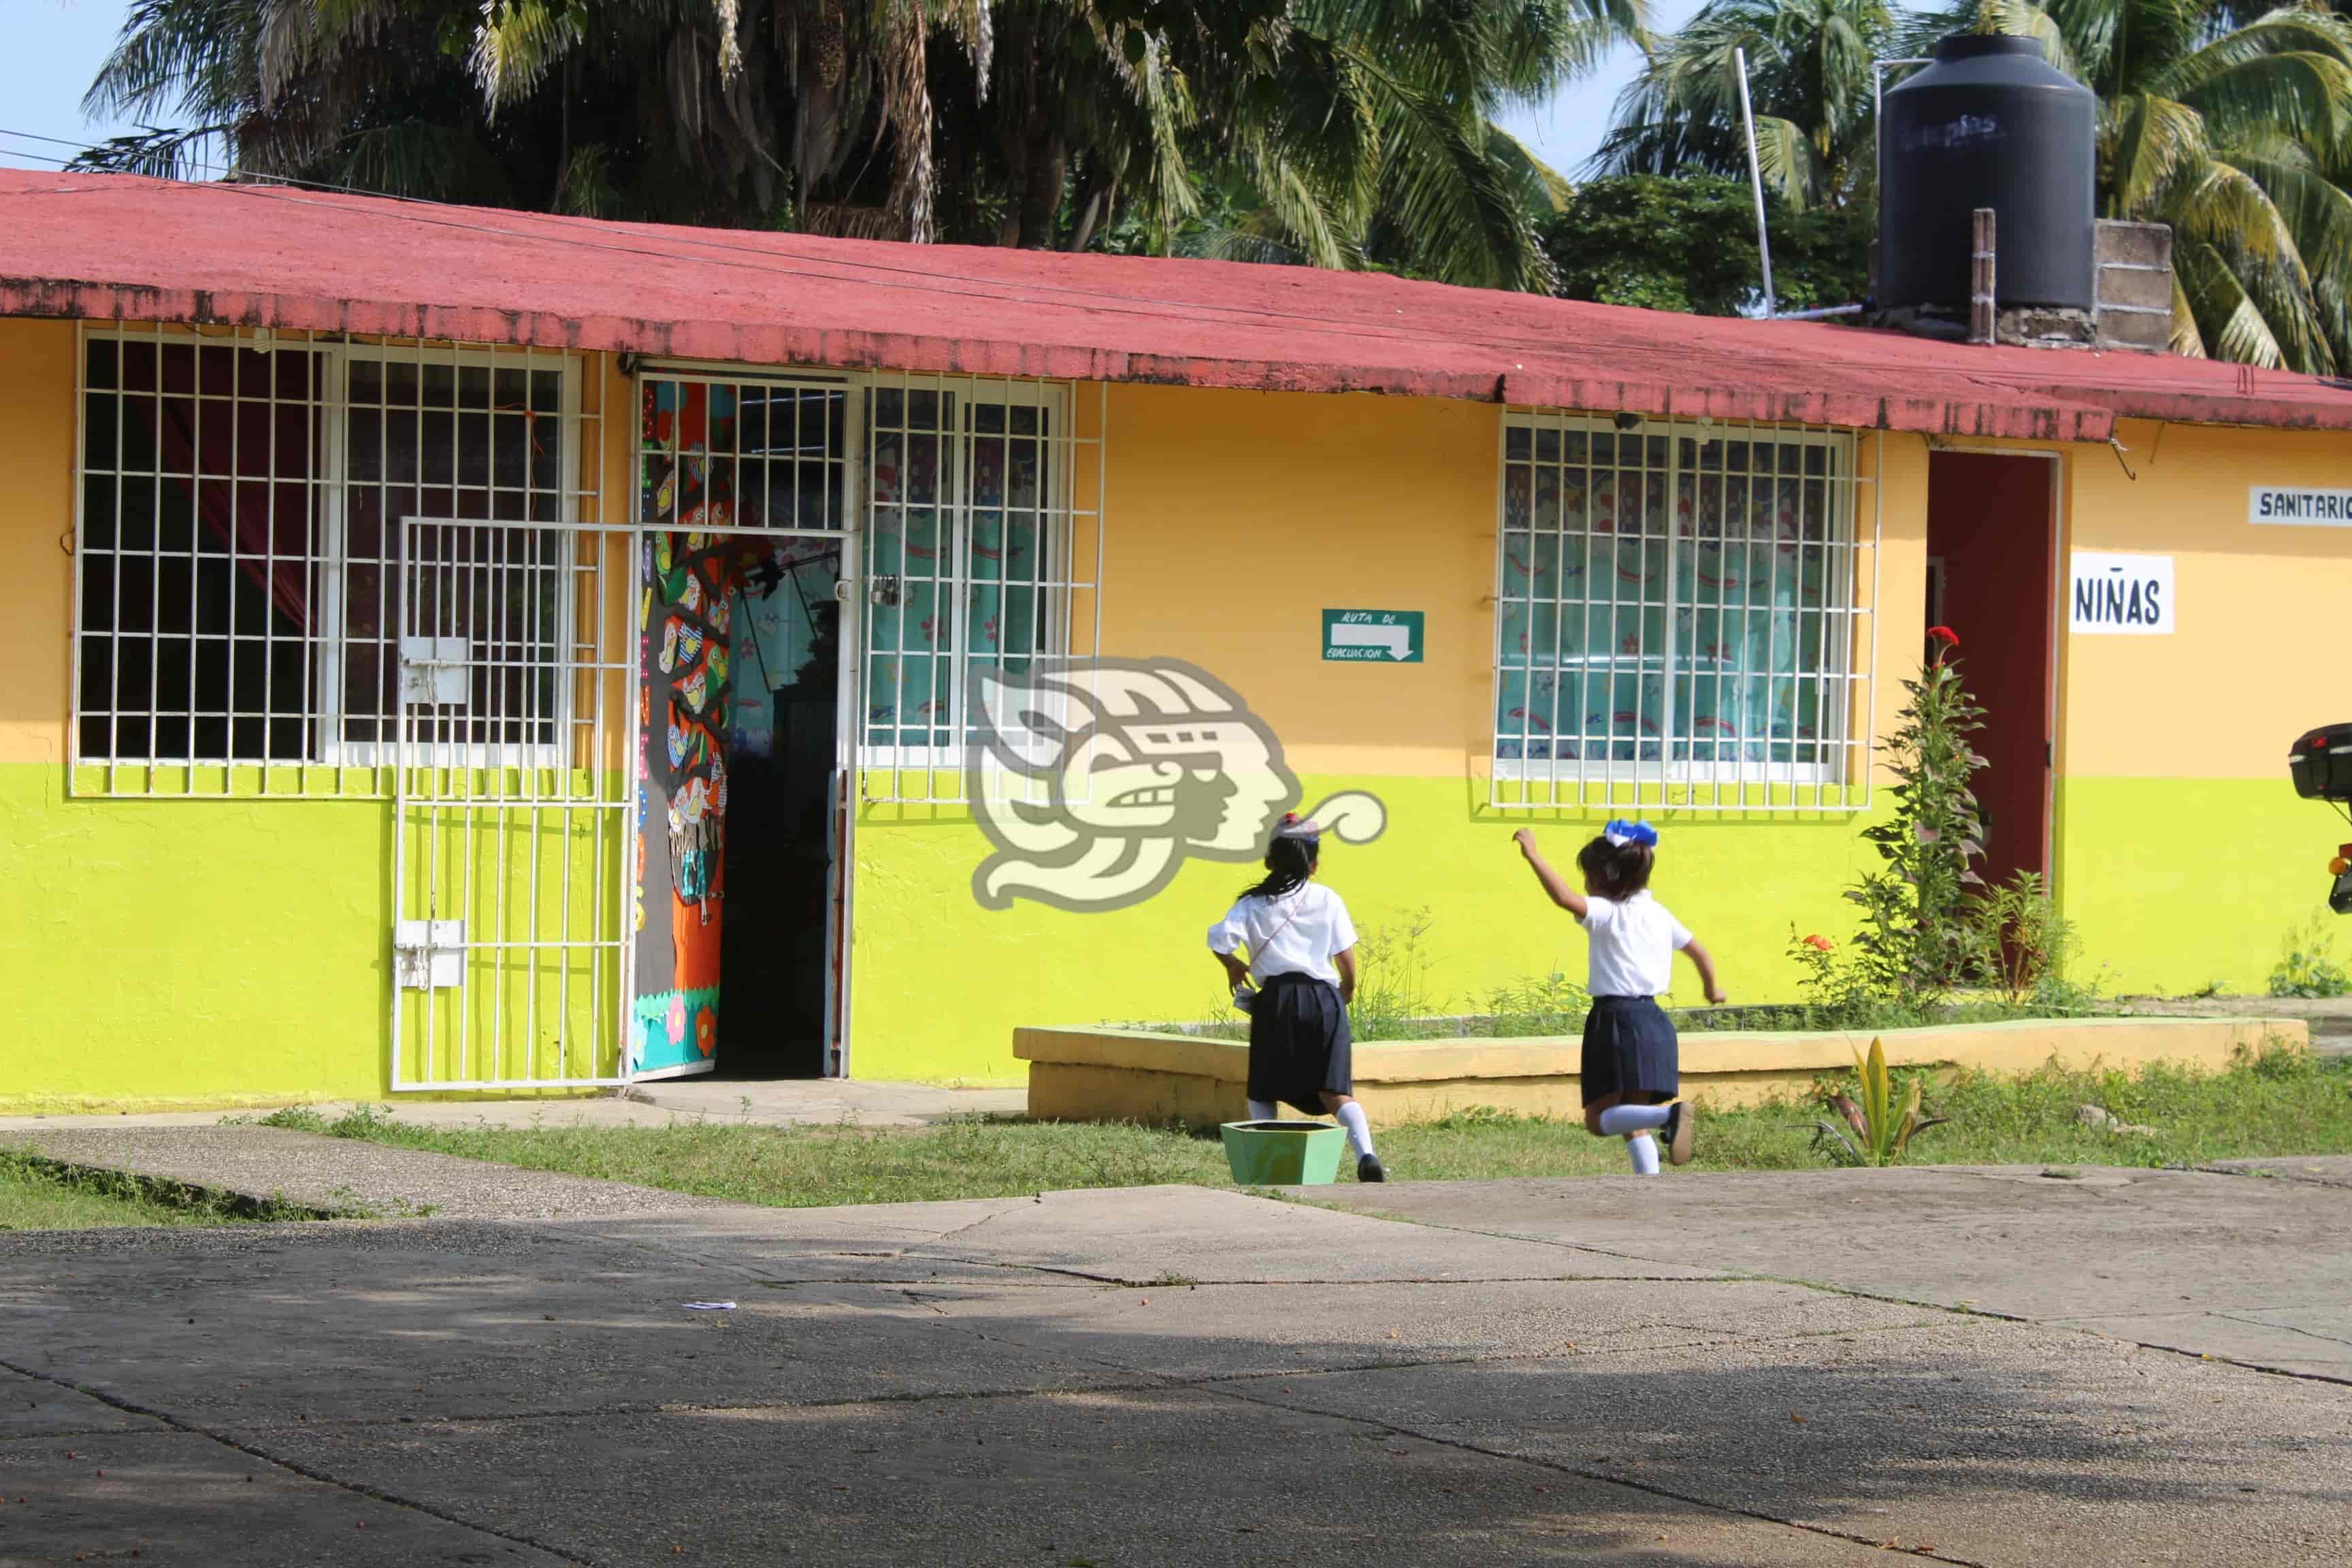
1209 813 1385 1183
1512 821 1725 1174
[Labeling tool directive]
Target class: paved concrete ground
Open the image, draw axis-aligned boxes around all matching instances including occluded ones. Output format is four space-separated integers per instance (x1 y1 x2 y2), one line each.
2118 993 2352 1052
0 1077 1028 1134
1 1162 2348 1565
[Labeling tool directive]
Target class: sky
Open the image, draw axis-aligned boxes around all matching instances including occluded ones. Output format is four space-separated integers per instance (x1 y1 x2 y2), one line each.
0 0 1700 184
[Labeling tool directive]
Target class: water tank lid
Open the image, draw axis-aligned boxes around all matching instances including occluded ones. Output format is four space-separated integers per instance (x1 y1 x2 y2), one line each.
1933 33 2048 62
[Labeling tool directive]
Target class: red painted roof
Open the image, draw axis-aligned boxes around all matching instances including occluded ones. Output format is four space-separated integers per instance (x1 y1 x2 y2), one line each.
5 169 2351 442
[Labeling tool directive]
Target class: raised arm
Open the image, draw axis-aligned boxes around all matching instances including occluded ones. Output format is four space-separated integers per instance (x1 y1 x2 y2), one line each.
1680 938 1728 1006
1512 828 1587 919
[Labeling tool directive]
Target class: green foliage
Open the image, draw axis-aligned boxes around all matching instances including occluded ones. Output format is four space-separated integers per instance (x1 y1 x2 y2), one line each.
1962 868 2095 1013
78 0 1635 292
1598 0 1896 210
1345 907 1442 1041
1482 970 1592 1036
1540 174 1872 314
1848 637 1988 998
0 1147 323 1228
2268 914 2352 998
1813 1037 1949 1166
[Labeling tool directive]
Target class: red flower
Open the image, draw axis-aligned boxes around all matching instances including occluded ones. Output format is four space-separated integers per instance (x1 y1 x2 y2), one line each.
694 1007 717 1058
1802 934 1834 952
1927 625 1959 648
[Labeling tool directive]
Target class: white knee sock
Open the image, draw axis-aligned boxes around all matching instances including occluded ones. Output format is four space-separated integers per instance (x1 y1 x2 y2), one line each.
1597 1103 1672 1137
1335 1102 1376 1159
1247 1100 1278 1123
1628 1132 1661 1175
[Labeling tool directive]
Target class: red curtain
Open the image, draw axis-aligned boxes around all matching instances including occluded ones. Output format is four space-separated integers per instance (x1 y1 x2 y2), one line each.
142 349 316 632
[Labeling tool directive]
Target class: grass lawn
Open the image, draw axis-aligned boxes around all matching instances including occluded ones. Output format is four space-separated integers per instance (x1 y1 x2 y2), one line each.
259 1049 2352 1209
0 1150 255 1230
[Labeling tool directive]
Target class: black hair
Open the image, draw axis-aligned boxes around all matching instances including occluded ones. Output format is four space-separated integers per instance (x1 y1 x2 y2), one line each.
1242 834 1319 900
1576 835 1654 900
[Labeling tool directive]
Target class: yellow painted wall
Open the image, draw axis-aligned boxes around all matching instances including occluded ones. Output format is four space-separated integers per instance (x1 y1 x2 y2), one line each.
8 310 2348 1100
848 386 1903 1081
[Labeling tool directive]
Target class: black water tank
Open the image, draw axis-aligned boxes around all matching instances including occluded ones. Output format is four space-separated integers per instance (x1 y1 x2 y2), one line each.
1880 34 2096 315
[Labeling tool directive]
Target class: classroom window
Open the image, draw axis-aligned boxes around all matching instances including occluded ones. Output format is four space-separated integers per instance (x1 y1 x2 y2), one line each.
73 328 594 794
1494 412 1873 808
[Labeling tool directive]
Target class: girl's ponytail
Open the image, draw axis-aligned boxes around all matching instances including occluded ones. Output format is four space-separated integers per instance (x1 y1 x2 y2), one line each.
1242 834 1319 900
1574 836 1654 900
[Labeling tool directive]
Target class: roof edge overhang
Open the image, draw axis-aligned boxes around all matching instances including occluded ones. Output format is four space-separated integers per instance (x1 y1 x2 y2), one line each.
2 272 2121 442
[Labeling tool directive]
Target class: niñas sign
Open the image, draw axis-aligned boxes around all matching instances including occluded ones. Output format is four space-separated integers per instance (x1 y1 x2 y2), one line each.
2251 486 2352 526
2070 552 2174 636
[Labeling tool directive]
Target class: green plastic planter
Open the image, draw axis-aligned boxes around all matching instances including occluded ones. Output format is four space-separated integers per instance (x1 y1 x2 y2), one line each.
1220 1120 1346 1186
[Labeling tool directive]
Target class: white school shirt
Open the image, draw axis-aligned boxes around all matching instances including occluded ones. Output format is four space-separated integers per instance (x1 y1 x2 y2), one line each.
1207 884 1359 986
1578 891 1693 998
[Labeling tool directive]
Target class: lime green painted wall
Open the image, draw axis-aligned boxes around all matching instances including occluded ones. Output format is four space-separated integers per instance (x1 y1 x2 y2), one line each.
2058 777 2332 997
0 765 391 1111
0 768 625 1109
849 777 1879 1083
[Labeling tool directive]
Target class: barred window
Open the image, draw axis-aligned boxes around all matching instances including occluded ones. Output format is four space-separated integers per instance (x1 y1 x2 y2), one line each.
1494 412 1872 809
862 382 1068 760
73 329 595 794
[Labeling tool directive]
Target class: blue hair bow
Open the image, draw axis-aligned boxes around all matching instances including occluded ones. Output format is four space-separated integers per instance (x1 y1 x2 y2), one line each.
1603 818 1659 849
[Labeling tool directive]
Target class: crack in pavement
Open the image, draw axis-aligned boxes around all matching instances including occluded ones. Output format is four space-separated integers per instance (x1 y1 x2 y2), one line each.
0 1352 593 1565
1284 1202 2352 1389
1191 1371 1989 1565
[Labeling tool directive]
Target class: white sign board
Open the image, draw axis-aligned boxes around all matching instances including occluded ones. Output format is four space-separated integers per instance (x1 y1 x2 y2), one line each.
2251 486 2352 527
2070 552 2174 636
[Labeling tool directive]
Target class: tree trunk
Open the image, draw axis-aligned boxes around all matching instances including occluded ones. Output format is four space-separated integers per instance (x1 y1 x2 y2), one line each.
1019 133 1066 249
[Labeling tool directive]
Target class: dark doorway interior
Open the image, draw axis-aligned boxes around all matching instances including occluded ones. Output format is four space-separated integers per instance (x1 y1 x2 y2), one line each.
1925 452 2056 889
715 546 844 1079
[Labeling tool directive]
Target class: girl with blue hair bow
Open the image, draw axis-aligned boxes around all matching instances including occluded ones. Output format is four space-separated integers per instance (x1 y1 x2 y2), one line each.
1512 819 1725 1173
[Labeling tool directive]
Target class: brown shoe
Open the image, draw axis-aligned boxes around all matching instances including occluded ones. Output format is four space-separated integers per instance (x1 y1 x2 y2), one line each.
1663 1101 1696 1166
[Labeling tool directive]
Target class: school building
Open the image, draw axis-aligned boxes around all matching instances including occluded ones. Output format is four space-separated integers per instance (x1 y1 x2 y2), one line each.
2 169 2347 1109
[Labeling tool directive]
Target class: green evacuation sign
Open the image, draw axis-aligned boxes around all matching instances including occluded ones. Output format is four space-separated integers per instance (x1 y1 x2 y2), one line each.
1322 608 1424 664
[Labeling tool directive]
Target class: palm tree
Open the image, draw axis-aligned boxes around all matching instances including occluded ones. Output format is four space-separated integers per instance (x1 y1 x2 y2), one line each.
930 0 1639 289
80 0 1634 289
1597 0 1892 210
83 0 994 237
1908 1 2352 372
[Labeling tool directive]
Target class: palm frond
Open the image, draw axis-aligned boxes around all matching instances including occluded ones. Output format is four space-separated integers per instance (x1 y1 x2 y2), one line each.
2177 237 2287 365
2107 93 2208 217
2170 263 2210 355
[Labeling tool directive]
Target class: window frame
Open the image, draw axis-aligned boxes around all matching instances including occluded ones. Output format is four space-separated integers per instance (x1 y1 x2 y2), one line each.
1490 410 1878 812
857 375 1081 783
69 325 594 794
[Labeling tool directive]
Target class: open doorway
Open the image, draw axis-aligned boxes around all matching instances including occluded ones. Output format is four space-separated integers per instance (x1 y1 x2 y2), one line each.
628 374 857 1082
1925 451 2058 888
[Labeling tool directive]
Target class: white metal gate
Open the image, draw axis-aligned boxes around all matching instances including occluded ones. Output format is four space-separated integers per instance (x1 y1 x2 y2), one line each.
390 515 639 1090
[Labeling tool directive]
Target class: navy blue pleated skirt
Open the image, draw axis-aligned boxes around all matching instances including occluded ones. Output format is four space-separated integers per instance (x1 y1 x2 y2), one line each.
1580 995 1678 1106
1247 973 1354 1116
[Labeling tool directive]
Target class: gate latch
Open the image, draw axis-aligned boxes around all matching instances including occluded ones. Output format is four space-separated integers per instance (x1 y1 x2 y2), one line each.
867 575 901 608
397 636 471 706
394 920 466 990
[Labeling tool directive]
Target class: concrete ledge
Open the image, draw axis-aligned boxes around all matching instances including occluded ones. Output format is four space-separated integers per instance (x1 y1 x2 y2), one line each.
1016 1017 2307 1128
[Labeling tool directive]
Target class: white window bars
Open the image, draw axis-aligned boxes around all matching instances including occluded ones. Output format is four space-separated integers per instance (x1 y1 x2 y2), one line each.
71 324 608 797
858 374 1102 803
1493 412 1880 812
629 367 1105 806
